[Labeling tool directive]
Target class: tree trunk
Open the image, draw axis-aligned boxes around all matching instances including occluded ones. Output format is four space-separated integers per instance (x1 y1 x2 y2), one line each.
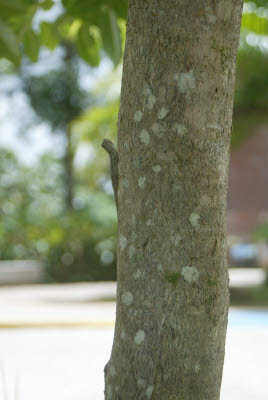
63 124 74 212
105 1 243 399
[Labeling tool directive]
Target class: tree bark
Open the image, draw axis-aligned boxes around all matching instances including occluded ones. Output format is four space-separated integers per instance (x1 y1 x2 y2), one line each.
105 1 243 399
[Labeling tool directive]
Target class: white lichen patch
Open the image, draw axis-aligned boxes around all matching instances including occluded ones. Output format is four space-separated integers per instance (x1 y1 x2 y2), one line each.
171 232 182 246
134 269 142 279
146 219 152 226
137 378 146 387
145 88 156 110
175 70 196 94
120 329 126 340
138 176 146 189
194 362 201 373
134 110 143 122
157 263 163 272
205 6 217 24
151 122 164 137
158 107 169 120
106 385 112 400
133 154 144 168
109 365 116 377
146 385 154 398
189 213 201 230
131 232 137 242
119 234 127 250
139 129 150 145
200 194 210 206
128 245 136 261
122 178 129 188
147 94 156 110
182 266 200 283
134 329 145 345
152 165 162 173
122 291 133 306
174 123 187 137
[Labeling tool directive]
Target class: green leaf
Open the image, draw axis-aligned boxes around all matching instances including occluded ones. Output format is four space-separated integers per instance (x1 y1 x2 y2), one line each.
242 12 268 35
76 25 100 66
99 8 122 66
23 29 39 62
0 0 25 19
0 18 20 64
62 0 128 21
244 0 268 7
40 21 59 50
40 0 54 10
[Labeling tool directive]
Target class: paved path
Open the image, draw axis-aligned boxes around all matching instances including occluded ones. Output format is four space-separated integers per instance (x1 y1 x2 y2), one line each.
0 273 267 399
0 316 268 400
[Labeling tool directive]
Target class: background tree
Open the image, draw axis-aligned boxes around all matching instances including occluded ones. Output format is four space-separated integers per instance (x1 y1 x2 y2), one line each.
23 43 90 211
104 1 243 399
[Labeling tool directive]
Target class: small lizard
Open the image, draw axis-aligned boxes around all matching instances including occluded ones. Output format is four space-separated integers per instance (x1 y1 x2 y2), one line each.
101 139 119 211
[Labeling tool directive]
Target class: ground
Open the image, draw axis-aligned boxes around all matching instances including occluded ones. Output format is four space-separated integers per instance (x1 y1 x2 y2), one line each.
0 271 267 399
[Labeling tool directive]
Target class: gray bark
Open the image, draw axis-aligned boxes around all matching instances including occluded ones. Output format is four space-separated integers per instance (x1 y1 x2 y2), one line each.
104 1 243 399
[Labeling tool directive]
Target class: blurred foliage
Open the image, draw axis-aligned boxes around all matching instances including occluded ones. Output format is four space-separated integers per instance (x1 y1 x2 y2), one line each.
24 48 89 129
235 47 268 112
0 0 126 67
0 148 117 281
1 0 268 283
232 1 268 148
253 223 268 242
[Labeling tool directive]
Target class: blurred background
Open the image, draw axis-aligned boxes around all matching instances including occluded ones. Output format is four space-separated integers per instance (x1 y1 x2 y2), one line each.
0 0 268 399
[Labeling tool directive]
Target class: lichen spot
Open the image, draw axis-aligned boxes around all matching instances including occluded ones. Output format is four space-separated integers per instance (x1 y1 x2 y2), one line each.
133 154 144 168
200 194 210 206
152 165 162 173
174 123 187 137
134 110 143 122
146 386 154 398
131 232 137 242
134 269 142 279
137 379 146 388
139 129 150 145
182 266 200 283
157 263 163 272
120 329 126 340
146 219 152 226
158 107 169 120
152 122 164 137
138 176 146 189
175 70 196 94
119 234 127 250
171 232 182 246
189 213 201 230
122 178 129 188
109 365 116 377
205 6 217 24
122 291 133 306
128 245 136 261
106 385 112 400
195 362 201 373
147 94 156 110
134 330 145 345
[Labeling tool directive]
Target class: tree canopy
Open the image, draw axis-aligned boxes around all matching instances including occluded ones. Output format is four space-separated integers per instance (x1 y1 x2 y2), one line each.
0 0 127 66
